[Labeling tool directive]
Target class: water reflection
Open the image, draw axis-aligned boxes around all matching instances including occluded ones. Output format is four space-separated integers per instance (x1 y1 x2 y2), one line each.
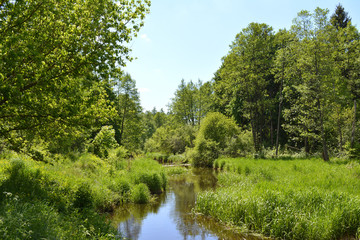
111 168 264 240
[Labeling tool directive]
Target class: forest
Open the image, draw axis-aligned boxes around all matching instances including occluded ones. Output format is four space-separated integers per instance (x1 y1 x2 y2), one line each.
1 0 360 239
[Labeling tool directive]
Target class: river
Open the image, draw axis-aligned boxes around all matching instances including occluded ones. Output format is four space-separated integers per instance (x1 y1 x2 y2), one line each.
110 168 264 240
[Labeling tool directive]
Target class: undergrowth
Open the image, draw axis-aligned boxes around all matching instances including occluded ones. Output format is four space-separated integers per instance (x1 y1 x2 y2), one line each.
0 151 167 239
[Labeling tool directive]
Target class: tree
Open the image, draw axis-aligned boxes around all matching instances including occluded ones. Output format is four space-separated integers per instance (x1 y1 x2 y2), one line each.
330 3 351 30
273 29 296 156
0 0 150 152
196 80 213 125
217 22 276 153
287 8 335 161
330 5 360 153
170 79 212 126
112 73 143 151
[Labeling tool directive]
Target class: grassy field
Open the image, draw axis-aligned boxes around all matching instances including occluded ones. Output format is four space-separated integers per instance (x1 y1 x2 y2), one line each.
196 157 360 240
0 150 166 239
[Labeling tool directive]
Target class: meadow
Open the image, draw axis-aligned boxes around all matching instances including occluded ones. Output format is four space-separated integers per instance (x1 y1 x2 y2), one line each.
0 150 167 239
196 157 360 240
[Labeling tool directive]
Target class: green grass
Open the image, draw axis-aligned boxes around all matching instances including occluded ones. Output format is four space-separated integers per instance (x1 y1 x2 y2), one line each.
0 151 167 239
196 157 360 239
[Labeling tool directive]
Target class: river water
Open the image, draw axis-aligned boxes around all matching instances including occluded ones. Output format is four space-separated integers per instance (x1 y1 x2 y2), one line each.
110 168 264 240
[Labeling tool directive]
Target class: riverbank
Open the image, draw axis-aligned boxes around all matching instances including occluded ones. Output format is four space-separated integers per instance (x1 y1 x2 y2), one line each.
0 151 166 239
196 157 360 239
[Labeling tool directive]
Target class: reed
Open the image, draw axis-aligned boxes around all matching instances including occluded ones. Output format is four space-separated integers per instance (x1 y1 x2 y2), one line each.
197 157 360 239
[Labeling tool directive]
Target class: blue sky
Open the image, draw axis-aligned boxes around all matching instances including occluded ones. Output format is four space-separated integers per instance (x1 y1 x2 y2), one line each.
124 0 360 112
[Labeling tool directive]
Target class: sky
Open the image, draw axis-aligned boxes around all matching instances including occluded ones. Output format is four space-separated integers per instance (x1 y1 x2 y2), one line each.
124 0 360 112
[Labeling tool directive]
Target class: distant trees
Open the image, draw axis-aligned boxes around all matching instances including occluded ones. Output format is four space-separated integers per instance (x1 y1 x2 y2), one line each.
170 79 212 126
111 73 143 151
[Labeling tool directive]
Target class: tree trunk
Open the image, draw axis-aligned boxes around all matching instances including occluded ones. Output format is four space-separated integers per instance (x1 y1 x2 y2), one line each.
276 79 283 157
351 99 357 148
119 102 127 146
318 99 329 161
270 115 274 147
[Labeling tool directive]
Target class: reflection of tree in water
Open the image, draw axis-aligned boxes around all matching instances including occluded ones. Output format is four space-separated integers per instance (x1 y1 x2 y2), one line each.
170 168 218 239
118 215 142 240
113 193 167 239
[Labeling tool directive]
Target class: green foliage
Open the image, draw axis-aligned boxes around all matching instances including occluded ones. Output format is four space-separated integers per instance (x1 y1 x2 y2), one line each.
215 23 276 153
0 0 150 153
170 79 213 126
191 137 219 167
73 183 94 210
168 154 187 164
197 112 238 148
111 73 144 151
198 157 360 239
0 152 167 239
0 195 114 239
131 183 151 204
145 124 196 154
134 172 164 194
189 112 240 167
223 130 254 157
90 126 119 158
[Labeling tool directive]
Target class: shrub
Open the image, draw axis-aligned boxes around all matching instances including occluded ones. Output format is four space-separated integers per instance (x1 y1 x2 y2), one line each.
191 137 219 167
135 172 164 194
168 154 186 164
190 112 240 167
144 125 196 154
90 126 119 158
224 130 254 157
73 183 93 210
131 183 150 204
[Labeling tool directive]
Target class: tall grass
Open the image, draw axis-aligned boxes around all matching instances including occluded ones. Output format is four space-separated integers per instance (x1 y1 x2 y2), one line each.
0 151 167 239
196 157 360 239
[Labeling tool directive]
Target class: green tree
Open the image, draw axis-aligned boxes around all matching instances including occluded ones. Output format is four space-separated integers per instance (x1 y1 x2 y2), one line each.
330 3 351 30
287 8 335 161
170 79 197 125
190 112 238 167
196 80 213 125
272 29 296 156
170 79 212 126
112 73 143 151
0 0 150 152
217 22 276 153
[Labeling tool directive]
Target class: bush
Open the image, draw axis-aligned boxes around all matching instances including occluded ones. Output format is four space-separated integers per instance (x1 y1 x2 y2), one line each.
197 112 238 149
168 154 186 164
189 112 240 167
73 183 93 210
144 125 196 154
131 183 150 204
135 172 164 194
191 137 219 167
90 126 119 158
224 130 254 157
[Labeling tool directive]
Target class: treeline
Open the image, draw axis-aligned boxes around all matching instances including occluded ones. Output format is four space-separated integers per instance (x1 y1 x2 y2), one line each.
1 3 359 163
213 5 360 161
147 4 360 162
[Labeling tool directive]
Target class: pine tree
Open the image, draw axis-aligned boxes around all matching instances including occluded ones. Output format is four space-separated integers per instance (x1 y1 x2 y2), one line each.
330 4 351 30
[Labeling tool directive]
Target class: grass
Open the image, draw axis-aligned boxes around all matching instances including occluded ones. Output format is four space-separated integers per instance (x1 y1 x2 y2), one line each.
0 150 167 239
196 157 360 239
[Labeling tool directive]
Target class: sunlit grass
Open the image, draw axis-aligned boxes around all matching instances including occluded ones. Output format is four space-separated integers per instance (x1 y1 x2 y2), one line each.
0 151 167 239
196 157 360 239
